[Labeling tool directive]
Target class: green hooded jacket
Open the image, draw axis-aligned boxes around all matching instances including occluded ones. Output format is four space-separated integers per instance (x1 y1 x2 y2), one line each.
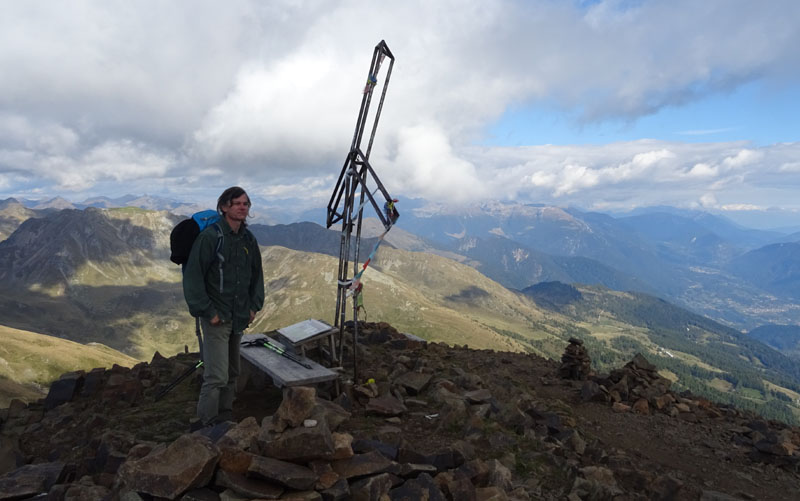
182 217 265 333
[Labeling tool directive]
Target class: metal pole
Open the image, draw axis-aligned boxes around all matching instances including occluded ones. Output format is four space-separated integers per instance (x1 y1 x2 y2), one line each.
325 40 397 382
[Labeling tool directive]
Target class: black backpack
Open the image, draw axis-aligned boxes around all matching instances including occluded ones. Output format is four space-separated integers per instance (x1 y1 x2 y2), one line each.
170 210 221 265
170 210 225 292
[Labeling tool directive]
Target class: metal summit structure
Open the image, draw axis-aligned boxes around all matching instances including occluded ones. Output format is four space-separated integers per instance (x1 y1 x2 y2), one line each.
326 40 398 381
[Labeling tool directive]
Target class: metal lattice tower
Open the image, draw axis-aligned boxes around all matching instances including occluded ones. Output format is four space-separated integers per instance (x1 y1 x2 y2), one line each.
326 40 397 381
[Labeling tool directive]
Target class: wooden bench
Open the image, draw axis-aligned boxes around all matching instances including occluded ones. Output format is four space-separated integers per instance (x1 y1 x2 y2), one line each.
240 334 339 388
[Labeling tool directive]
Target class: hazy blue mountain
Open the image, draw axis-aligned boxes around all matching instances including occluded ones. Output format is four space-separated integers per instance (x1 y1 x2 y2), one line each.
726 242 800 300
357 217 471 264
448 234 571 288
407 204 636 263
616 212 740 266
404 203 683 293
355 214 654 294
446 233 654 293
17 194 207 217
619 206 783 249
80 194 205 216
248 222 389 261
773 231 800 244
558 209 687 292
749 324 800 359
30 196 76 210
397 201 800 329
79 195 140 208
0 198 22 209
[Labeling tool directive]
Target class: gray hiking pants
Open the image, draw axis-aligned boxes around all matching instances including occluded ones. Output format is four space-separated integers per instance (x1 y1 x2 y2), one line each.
197 318 242 425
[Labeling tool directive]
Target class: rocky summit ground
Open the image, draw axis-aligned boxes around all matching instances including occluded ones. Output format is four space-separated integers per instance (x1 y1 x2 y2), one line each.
2 322 800 500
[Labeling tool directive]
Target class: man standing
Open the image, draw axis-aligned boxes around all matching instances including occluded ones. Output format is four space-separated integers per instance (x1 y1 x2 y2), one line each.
183 186 265 426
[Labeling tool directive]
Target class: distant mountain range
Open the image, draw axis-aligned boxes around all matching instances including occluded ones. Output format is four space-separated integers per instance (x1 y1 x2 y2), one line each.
5 195 205 216
2 199 797 331
727 242 800 300
1 203 800 422
392 202 800 329
0 206 184 358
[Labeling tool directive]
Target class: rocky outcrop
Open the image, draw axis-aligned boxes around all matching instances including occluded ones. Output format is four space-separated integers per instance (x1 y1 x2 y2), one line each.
580 351 800 470
2 323 800 500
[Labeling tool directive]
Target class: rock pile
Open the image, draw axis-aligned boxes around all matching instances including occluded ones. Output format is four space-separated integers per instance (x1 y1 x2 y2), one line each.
577 351 800 470
0 323 542 500
3 324 800 500
558 338 592 380
109 383 526 501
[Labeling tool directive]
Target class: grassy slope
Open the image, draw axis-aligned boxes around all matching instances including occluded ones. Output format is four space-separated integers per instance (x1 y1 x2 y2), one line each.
0 324 137 401
250 246 567 353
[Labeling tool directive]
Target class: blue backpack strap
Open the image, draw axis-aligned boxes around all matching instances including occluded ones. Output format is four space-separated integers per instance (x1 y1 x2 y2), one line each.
212 223 224 293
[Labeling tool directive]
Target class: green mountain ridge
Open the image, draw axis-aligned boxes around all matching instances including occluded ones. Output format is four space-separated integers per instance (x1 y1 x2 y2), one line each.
1 206 799 423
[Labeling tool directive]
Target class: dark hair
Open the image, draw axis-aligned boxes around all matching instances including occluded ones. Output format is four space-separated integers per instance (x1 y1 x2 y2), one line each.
217 186 251 217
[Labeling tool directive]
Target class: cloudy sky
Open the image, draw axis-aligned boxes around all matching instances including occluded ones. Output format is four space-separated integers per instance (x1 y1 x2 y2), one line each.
1 0 799 226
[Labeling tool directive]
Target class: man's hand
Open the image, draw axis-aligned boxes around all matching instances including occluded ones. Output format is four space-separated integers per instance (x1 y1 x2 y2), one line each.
249 310 256 323
210 315 221 326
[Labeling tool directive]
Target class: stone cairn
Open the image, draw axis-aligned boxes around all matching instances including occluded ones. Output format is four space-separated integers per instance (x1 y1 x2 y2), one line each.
558 337 592 380
579 351 800 469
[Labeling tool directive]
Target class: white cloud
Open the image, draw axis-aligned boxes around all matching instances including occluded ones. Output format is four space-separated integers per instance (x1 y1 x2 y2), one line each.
389 124 486 203
0 139 174 192
459 140 800 210
678 128 737 136
722 204 764 211
688 163 718 178
553 164 601 196
254 175 335 204
722 149 762 168
0 0 798 211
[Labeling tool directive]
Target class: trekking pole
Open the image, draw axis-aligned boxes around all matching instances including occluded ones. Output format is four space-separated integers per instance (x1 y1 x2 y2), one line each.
154 360 203 402
154 318 205 402
245 338 313 369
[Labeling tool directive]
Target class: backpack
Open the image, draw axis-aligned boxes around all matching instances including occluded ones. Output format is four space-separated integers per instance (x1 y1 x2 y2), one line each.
170 210 225 292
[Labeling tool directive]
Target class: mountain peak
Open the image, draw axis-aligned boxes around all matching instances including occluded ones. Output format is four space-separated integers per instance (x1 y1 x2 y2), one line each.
31 196 75 210
1 323 798 500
